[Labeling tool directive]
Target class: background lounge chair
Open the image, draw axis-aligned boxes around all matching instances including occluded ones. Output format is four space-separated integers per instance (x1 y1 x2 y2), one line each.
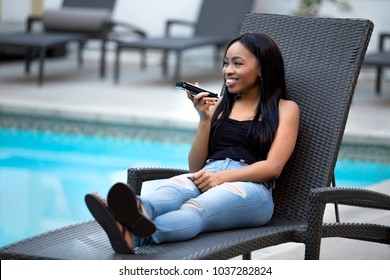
363 32 390 95
0 0 146 85
113 0 254 83
1 13 389 260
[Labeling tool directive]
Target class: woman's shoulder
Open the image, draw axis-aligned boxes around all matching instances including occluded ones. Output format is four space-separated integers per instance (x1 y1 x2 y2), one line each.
279 99 299 111
279 99 300 118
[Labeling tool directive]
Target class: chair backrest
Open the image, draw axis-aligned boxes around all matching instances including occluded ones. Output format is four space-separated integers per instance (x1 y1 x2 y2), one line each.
194 0 254 37
239 13 373 222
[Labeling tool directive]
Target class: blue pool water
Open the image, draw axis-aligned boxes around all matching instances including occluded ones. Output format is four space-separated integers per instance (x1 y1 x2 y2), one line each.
0 127 190 247
0 127 389 247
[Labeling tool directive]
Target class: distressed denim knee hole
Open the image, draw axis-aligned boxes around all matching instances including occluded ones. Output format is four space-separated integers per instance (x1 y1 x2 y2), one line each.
183 199 203 211
166 174 194 190
219 183 247 198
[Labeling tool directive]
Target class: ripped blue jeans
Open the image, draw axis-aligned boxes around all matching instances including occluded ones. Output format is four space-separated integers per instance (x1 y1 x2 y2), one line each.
136 158 274 246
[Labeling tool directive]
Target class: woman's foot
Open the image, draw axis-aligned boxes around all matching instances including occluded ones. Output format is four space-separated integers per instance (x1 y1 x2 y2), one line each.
107 182 156 237
85 192 134 254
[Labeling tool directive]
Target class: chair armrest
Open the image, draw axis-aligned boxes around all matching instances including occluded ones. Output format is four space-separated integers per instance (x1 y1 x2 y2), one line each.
302 187 390 249
310 187 390 210
165 19 195 37
127 167 188 195
26 15 43 32
104 20 147 39
379 33 390 51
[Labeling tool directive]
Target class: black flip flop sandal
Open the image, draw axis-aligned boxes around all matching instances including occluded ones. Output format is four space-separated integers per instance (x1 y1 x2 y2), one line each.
107 182 156 237
85 193 134 254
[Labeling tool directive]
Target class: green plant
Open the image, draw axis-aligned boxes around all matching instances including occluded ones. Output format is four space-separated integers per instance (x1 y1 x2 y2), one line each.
295 0 351 16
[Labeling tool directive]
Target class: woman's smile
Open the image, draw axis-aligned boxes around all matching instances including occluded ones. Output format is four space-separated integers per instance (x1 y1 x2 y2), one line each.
225 78 238 88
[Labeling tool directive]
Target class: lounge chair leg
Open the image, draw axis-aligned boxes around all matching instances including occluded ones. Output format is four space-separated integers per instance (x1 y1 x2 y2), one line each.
78 41 85 69
242 252 251 260
38 47 45 86
100 39 107 79
162 50 168 77
25 48 34 74
174 51 181 82
114 46 121 84
304 239 321 260
375 66 382 95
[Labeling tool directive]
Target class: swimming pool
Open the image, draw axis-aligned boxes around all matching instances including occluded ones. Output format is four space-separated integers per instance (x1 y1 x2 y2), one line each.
0 115 389 247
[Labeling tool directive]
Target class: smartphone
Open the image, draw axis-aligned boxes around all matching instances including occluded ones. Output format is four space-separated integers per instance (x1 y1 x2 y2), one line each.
175 81 218 98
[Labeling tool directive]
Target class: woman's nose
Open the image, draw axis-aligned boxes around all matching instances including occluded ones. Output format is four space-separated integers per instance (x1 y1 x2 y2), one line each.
223 64 234 75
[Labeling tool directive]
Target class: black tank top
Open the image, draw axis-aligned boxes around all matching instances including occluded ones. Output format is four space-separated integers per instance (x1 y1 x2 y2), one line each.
208 118 263 165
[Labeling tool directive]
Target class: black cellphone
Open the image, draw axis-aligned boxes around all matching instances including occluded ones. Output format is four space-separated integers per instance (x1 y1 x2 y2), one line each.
175 81 218 98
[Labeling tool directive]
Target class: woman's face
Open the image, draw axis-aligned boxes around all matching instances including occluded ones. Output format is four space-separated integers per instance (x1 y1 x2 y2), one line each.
223 41 261 95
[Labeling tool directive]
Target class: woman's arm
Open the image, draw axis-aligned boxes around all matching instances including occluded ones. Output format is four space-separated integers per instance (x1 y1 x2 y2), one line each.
188 119 212 172
187 92 219 172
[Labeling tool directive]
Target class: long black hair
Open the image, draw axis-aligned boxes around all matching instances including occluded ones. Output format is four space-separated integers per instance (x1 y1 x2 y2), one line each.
211 32 287 158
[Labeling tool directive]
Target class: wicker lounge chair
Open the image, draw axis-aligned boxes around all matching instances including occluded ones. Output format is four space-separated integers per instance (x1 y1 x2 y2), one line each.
363 32 390 94
113 0 254 83
1 13 389 260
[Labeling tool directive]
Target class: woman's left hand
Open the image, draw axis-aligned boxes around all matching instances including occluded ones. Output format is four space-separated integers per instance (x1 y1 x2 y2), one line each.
188 170 221 192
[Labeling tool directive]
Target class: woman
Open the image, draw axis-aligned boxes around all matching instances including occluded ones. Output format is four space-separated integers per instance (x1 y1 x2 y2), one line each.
85 32 300 253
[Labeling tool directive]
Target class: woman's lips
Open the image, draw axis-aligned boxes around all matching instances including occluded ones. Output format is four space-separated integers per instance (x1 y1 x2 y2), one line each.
225 78 237 87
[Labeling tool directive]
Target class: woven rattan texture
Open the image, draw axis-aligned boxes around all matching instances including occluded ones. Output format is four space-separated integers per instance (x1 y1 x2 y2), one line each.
239 14 373 223
1 13 382 260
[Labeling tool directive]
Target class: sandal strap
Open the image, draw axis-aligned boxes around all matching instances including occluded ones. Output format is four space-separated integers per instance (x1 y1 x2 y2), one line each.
119 221 135 250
